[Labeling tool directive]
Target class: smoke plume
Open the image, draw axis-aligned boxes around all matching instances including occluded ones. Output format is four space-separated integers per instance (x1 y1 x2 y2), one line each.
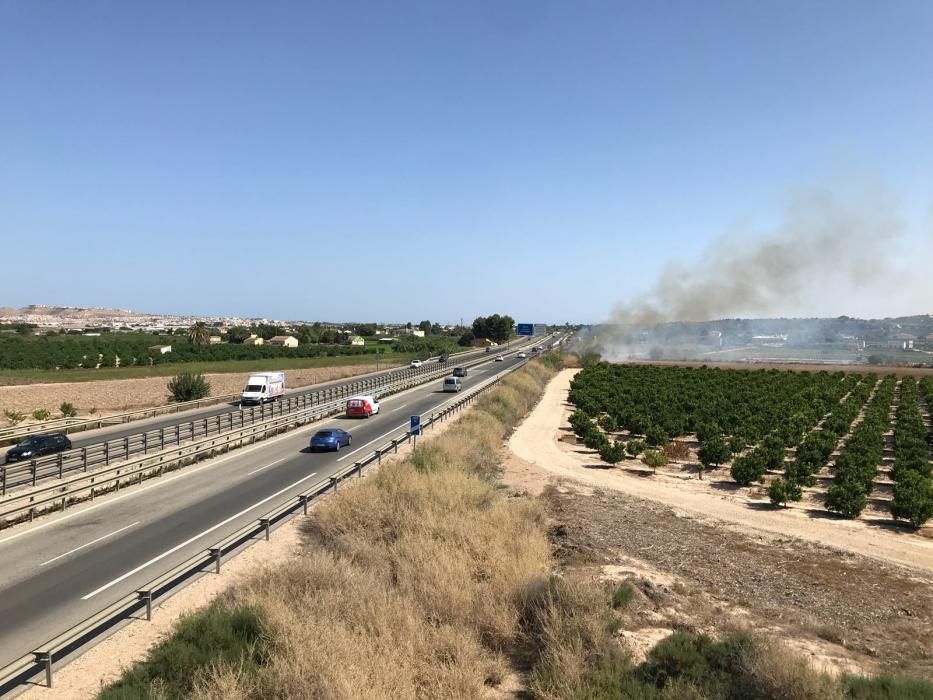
589 185 914 360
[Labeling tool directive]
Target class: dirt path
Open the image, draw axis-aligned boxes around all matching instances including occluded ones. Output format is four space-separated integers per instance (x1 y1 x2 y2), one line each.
509 369 933 574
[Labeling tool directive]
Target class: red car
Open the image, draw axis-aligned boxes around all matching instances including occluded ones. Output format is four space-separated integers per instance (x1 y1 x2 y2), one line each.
345 395 381 418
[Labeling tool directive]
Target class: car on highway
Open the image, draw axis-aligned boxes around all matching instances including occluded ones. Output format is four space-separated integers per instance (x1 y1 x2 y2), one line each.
410 359 423 368
517 352 528 358
452 367 468 378
442 377 462 392
309 429 352 452
5 433 72 463
346 395 380 418
495 355 504 362
437 353 449 363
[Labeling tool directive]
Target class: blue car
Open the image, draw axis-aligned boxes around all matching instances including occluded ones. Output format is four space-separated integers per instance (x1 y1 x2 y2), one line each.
309 429 352 452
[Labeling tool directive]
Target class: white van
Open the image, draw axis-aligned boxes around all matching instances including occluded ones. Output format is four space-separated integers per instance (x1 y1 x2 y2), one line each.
442 377 462 393
241 371 286 406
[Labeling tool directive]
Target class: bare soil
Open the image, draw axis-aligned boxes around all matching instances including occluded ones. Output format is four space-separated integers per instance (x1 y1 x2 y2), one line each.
0 363 397 417
504 369 933 679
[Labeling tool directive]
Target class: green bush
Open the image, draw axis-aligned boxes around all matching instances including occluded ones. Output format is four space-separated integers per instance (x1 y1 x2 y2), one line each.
843 674 933 699
626 439 646 458
167 373 212 402
599 441 627 466
890 470 933 528
731 453 765 486
825 478 868 519
31 408 50 421
611 583 636 610
59 402 77 418
768 478 801 507
4 410 25 426
641 449 668 472
98 603 264 700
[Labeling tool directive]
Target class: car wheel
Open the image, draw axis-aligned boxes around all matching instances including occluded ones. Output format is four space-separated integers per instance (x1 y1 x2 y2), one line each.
334 442 340 452
348 436 353 445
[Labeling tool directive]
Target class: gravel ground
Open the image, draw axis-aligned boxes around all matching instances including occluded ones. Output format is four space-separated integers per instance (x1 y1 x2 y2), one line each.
544 484 933 677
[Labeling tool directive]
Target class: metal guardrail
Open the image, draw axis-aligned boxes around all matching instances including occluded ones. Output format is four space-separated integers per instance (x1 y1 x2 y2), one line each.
0 339 545 524
0 343 523 496
0 394 240 446
0 346 486 446
0 351 541 694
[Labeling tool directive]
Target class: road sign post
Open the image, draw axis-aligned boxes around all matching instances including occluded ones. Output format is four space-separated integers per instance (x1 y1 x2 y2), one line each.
410 415 421 446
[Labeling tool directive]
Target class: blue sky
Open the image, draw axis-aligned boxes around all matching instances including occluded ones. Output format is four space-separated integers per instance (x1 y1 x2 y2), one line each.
1 0 931 324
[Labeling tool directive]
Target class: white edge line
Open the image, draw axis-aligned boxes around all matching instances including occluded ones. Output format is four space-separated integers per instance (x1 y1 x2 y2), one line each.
81 470 319 600
40 521 141 567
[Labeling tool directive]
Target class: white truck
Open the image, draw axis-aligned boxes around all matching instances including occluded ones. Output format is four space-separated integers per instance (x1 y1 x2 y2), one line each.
240 371 286 406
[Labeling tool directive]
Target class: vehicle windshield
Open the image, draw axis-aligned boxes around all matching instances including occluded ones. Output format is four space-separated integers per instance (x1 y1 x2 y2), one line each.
18 437 44 447
314 431 334 438
245 384 264 392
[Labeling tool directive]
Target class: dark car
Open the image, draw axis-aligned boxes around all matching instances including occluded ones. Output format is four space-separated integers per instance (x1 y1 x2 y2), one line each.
5 433 72 463
452 367 468 378
309 429 352 452
437 353 449 363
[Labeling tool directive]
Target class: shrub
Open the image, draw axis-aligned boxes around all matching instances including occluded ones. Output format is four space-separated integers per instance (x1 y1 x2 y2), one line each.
890 471 933 528
583 431 609 452
31 408 50 421
645 424 668 447
598 414 618 432
662 440 690 461
59 402 77 418
698 436 732 471
825 478 868 519
598 441 627 466
167 373 212 402
768 478 801 507
611 583 636 610
641 449 668 473
4 410 25 426
625 439 646 458
98 603 264 700
731 453 765 486
844 674 933 699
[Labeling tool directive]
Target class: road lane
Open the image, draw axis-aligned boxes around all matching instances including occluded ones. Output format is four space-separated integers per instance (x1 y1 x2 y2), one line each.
0 350 534 667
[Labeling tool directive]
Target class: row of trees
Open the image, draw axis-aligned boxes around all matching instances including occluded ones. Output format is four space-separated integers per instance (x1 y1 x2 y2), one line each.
824 376 896 518
889 378 933 527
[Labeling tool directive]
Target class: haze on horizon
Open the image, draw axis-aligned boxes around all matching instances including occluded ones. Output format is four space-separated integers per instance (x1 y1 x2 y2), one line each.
1 1 931 324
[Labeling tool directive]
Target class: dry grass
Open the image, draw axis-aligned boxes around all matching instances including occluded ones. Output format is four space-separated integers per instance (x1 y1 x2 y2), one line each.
186 361 558 699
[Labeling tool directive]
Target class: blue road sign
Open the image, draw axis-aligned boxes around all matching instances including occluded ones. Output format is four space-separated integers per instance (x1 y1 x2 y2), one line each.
517 323 534 336
410 415 421 436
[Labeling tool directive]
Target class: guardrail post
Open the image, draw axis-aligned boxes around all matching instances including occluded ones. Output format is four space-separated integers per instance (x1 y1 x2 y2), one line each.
357 461 364 477
124 436 130 460
260 517 271 541
209 547 222 574
0 466 5 495
330 476 338 492
393 439 398 454
300 494 309 515
138 589 153 621
58 453 64 479
160 429 165 450
31 460 38 487
142 432 148 454
34 650 52 688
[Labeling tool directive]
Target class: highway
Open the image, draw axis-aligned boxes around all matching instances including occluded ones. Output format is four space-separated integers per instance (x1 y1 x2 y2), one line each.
0 344 531 492
0 348 535 673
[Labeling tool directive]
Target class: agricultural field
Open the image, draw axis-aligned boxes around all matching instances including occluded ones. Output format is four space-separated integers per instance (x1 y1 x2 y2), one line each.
0 332 459 378
568 364 933 528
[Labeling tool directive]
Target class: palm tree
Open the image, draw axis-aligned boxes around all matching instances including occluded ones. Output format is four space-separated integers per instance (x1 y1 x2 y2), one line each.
188 322 210 347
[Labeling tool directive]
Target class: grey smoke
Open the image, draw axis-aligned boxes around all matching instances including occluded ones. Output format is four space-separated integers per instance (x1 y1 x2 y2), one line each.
609 186 902 331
